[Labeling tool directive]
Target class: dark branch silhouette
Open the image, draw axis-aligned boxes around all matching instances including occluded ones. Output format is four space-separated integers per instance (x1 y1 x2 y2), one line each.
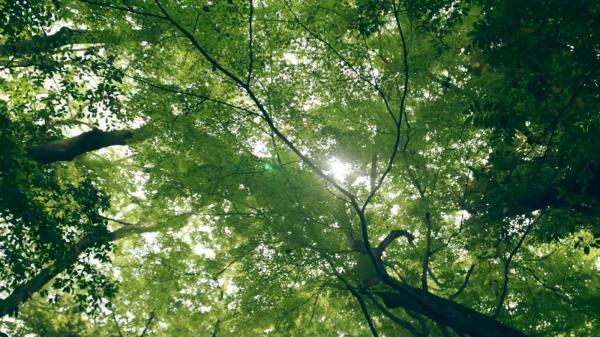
27 127 149 163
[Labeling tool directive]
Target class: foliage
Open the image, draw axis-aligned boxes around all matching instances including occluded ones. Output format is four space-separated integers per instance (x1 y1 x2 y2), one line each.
0 0 599 337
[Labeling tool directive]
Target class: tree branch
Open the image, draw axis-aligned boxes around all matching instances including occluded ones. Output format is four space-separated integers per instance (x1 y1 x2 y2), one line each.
372 287 528 337
422 211 433 291
369 150 378 193
391 0 411 148
360 0 410 212
449 265 475 300
0 214 191 317
246 0 254 85
0 229 106 317
112 310 125 337
375 229 415 256
0 27 158 58
492 217 536 318
130 74 260 117
27 127 150 164
428 268 446 288
139 310 156 337
519 265 594 316
0 27 82 57
347 286 380 337
365 292 422 337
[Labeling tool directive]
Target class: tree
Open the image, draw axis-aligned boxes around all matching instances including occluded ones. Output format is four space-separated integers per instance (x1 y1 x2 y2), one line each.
1 1 598 337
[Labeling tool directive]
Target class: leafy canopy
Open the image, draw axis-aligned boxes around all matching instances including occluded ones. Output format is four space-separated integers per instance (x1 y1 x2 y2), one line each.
0 1 599 337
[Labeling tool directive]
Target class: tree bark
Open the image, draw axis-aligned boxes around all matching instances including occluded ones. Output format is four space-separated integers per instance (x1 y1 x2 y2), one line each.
375 286 528 337
27 127 145 163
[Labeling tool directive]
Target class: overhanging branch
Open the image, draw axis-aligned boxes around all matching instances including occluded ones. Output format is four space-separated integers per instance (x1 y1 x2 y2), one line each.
27 127 150 164
375 229 415 256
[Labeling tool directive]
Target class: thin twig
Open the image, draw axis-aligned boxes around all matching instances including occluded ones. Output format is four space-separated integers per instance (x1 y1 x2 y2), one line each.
211 319 221 337
519 265 594 316
492 214 541 318
139 310 156 337
246 0 254 85
449 265 475 300
130 74 260 117
391 0 411 150
282 0 399 126
112 310 124 337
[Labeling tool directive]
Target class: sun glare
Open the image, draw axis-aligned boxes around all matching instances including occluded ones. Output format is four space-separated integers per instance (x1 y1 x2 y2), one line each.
327 158 351 182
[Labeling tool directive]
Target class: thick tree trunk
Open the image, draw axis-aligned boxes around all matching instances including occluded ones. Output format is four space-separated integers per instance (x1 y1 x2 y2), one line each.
0 224 151 317
27 128 144 163
375 287 528 337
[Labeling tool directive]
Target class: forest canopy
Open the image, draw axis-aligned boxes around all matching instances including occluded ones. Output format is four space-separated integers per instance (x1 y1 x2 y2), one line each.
0 0 599 336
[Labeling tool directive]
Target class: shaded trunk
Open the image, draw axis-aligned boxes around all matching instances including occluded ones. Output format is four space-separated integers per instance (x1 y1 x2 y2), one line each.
375 286 528 337
0 224 152 317
27 128 144 163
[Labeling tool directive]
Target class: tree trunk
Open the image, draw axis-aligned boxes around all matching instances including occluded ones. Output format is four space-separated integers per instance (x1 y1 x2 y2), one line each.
0 28 102 57
0 27 158 57
27 127 145 163
0 224 152 317
375 287 528 337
